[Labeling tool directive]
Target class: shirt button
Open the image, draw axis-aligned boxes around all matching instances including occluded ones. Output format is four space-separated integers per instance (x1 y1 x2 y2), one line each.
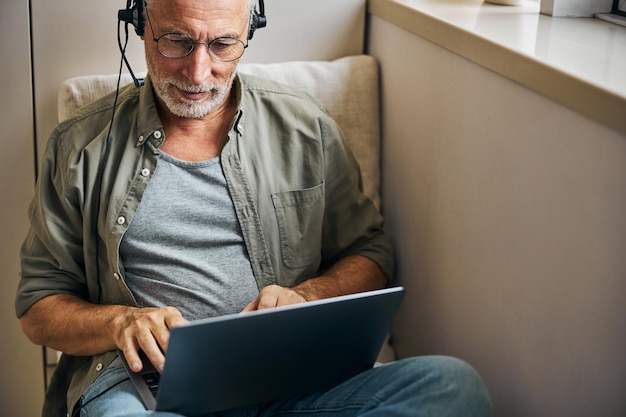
141 168 150 177
117 216 126 225
153 130 162 139
96 363 103 372
138 135 144 143
113 273 121 281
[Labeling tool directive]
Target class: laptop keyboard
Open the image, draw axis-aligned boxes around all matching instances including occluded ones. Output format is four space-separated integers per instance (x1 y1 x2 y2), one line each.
142 371 161 398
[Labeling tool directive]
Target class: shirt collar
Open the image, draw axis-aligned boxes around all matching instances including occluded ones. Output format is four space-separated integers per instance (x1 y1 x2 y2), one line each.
134 73 247 147
135 75 165 148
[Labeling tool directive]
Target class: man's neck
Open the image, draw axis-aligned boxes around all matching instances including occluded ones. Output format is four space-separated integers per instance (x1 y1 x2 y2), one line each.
157 91 237 162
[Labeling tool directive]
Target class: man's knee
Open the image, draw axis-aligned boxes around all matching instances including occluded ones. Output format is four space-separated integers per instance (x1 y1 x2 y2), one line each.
389 355 492 417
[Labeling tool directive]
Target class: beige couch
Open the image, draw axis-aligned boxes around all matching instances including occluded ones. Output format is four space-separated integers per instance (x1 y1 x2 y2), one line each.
57 55 394 362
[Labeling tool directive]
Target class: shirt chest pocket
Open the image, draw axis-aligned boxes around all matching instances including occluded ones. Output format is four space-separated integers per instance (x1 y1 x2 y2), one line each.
271 183 324 269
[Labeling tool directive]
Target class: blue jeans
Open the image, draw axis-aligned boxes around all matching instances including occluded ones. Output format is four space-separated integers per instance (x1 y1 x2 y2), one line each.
77 356 491 417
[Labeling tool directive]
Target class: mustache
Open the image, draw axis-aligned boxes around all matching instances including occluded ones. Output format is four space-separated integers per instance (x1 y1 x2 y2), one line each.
169 81 216 94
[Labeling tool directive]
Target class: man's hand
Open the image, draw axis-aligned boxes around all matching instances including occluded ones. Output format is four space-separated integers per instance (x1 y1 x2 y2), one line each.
241 255 389 313
242 285 307 312
19 294 187 374
114 306 188 373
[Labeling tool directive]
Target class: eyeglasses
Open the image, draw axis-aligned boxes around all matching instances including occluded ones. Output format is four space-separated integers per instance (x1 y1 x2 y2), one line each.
146 11 247 62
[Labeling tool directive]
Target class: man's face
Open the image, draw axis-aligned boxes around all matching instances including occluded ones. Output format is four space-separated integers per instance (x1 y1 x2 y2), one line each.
144 0 250 119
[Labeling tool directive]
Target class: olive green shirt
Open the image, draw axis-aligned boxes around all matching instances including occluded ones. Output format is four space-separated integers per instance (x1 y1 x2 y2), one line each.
16 73 393 417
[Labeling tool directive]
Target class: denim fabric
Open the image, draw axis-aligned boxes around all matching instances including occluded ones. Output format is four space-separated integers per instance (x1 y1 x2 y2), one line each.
77 356 491 417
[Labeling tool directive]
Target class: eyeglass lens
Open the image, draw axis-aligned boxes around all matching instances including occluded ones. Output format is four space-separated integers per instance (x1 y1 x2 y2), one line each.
157 34 246 62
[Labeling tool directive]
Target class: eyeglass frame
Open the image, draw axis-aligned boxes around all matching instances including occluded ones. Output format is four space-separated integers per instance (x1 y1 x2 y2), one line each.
145 9 249 62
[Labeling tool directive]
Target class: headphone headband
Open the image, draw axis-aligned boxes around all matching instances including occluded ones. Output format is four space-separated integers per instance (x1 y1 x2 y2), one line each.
119 0 266 40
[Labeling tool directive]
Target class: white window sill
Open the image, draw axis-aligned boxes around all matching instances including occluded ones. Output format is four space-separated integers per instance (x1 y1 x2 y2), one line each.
596 12 626 28
368 0 626 134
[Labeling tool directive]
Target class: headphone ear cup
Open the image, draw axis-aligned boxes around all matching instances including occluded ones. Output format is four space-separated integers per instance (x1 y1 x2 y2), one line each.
135 0 145 36
118 0 145 36
248 9 267 40
248 0 267 40
248 12 258 40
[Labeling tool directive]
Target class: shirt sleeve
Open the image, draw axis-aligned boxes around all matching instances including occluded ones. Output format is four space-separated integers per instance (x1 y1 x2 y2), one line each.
15 127 90 318
318 115 395 281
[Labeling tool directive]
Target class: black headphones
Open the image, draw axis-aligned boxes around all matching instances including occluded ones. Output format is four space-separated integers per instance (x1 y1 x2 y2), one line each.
118 0 267 40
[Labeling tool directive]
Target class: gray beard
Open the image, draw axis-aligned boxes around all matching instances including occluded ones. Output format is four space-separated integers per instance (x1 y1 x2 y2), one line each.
157 83 230 119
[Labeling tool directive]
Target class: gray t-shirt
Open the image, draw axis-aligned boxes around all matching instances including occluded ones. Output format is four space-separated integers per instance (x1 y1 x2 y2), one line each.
120 152 259 321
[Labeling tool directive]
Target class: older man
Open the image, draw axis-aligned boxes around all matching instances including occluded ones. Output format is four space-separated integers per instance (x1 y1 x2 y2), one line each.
16 0 491 416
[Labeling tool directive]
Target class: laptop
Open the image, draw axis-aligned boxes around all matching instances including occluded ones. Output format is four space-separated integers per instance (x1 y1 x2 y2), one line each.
119 286 405 416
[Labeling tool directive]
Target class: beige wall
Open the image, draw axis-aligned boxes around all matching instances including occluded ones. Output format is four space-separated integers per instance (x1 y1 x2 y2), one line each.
369 15 626 417
0 0 43 416
2 0 365 415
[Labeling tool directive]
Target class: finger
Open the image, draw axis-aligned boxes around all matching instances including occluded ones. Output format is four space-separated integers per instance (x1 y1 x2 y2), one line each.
275 290 306 307
118 306 183 373
154 307 188 351
256 291 279 310
241 299 258 313
260 285 305 308
241 285 279 312
139 337 166 373
243 286 307 312
165 310 188 329
120 341 143 372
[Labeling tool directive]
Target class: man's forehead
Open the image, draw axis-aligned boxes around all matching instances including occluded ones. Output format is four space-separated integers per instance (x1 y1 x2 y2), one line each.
147 0 250 12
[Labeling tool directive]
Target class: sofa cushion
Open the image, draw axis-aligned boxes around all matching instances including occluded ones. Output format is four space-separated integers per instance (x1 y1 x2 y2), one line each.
57 55 381 209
